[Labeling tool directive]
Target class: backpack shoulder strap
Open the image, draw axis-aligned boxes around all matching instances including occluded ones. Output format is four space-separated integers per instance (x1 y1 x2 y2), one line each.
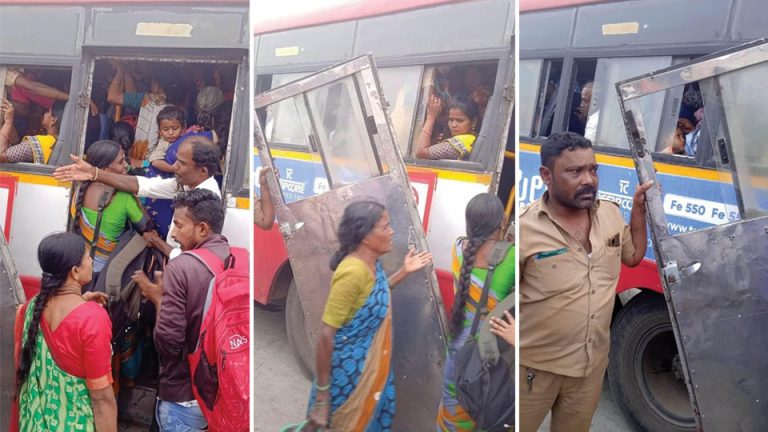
183 248 230 324
89 186 116 260
468 241 513 338
183 248 227 277
487 240 512 267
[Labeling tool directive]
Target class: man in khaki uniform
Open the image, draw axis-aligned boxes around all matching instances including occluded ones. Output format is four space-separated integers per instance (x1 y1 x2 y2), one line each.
519 132 653 432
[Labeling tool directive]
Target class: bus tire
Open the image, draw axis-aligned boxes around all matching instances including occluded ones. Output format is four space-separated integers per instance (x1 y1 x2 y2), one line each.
285 279 315 379
609 291 696 432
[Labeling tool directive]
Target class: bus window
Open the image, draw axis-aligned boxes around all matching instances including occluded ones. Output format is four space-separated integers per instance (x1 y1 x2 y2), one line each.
87 58 241 190
585 57 673 148
520 59 563 138
412 61 498 161
378 65 421 156
1 65 74 167
519 59 543 137
567 59 597 137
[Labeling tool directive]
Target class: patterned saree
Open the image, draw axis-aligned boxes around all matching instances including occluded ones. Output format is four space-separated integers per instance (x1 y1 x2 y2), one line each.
17 297 95 431
308 261 396 431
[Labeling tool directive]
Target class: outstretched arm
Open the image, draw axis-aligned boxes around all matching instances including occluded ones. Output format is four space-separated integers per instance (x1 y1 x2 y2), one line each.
53 155 139 194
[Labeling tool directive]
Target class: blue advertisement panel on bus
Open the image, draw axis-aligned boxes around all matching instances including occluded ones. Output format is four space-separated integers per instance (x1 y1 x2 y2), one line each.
518 146 740 261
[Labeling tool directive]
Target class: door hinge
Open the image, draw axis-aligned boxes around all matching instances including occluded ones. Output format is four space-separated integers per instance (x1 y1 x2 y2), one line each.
365 115 378 136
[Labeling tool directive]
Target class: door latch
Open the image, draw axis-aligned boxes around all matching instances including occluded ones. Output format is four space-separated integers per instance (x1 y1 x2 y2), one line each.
662 261 681 286
279 221 304 239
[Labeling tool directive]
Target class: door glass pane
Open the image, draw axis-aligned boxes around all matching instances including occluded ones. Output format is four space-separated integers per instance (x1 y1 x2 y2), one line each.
379 66 421 156
622 83 741 237
264 73 308 147
306 76 382 188
717 61 768 218
589 57 672 148
519 59 543 137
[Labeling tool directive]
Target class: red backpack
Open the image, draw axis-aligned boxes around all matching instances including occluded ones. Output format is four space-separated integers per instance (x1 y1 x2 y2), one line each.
185 246 250 431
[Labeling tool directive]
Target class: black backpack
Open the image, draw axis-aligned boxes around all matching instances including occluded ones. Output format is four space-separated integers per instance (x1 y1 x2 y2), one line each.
453 241 515 431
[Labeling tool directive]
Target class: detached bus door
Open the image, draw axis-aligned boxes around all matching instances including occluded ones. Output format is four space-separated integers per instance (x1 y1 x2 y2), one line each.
619 37 768 431
255 55 447 431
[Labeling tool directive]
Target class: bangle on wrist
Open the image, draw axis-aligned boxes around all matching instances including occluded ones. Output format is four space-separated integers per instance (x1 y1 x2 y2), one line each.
93 167 99 182
314 380 331 392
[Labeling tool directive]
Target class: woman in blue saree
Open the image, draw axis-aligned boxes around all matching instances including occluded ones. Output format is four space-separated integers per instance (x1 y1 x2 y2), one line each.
306 201 432 431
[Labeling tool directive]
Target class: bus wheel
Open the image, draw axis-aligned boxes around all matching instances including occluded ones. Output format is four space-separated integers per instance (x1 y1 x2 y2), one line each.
609 291 696 432
285 279 315 379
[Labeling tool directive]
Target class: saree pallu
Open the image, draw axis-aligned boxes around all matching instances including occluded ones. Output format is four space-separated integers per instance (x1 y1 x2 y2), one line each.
73 208 117 273
17 297 95 431
308 261 396 431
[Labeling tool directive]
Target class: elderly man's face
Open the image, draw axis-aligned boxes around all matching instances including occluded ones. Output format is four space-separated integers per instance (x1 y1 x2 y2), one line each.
174 141 208 188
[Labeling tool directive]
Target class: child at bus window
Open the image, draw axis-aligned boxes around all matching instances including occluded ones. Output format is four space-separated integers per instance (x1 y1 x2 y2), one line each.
661 118 694 155
107 61 185 162
0 98 64 164
147 105 185 175
415 96 479 161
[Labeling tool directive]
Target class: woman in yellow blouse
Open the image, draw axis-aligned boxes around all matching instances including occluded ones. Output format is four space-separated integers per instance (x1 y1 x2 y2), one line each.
306 201 432 431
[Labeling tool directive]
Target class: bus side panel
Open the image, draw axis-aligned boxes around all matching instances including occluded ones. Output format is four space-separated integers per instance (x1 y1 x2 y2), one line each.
9 181 69 277
572 0 730 48
354 0 511 57
424 176 490 270
617 259 663 294
518 143 738 278
0 6 83 57
88 6 248 49
222 207 251 249
253 226 287 304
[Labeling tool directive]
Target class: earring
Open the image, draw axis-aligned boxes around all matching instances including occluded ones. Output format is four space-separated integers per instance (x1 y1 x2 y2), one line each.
74 275 80 281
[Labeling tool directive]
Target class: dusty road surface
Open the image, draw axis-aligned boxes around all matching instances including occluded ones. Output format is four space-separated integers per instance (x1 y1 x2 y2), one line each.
255 303 634 432
253 304 311 431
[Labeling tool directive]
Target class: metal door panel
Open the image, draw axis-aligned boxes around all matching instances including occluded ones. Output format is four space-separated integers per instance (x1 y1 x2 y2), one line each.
618 38 768 430
255 55 446 431
657 220 768 431
0 228 26 429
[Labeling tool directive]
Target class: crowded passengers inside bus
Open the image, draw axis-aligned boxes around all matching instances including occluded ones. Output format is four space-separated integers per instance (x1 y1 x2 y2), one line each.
0 59 241 427
522 57 712 165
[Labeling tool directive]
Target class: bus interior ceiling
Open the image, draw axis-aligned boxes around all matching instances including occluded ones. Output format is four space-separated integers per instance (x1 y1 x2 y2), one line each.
84 59 239 162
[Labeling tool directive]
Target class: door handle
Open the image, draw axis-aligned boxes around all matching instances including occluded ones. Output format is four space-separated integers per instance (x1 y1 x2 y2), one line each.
279 221 305 239
680 261 701 277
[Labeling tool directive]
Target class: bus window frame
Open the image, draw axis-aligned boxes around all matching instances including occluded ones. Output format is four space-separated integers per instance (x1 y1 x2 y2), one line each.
403 59 504 173
0 60 79 172
76 49 250 198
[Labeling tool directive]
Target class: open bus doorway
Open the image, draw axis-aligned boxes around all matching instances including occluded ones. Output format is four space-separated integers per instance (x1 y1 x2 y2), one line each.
76 55 243 430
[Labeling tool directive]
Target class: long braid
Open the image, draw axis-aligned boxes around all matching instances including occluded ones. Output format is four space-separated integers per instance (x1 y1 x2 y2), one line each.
70 180 91 235
16 232 87 396
450 236 485 337
15 272 66 394
450 192 506 338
